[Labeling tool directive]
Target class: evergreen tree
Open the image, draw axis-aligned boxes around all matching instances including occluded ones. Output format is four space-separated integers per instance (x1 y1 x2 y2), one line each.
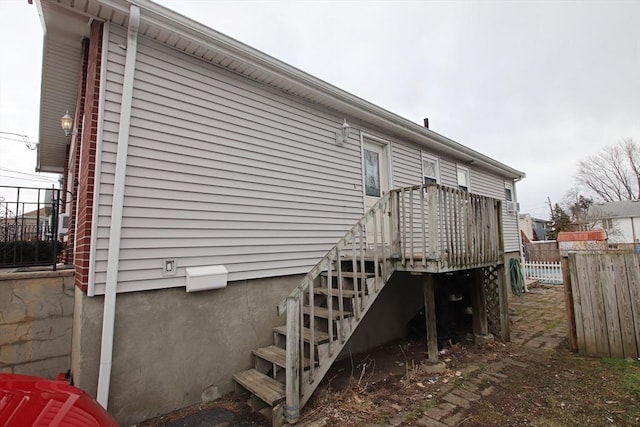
548 203 572 240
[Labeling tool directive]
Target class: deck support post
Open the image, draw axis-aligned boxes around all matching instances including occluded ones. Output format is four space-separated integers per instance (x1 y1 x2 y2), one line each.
285 296 300 423
471 268 489 338
423 274 439 362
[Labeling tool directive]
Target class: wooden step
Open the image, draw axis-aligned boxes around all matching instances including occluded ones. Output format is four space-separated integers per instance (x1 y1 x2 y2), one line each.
274 325 330 344
303 305 353 319
314 287 357 298
233 369 285 406
253 345 312 369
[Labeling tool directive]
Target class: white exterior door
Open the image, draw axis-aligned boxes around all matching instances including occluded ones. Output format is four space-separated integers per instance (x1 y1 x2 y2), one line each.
363 139 390 210
362 138 391 249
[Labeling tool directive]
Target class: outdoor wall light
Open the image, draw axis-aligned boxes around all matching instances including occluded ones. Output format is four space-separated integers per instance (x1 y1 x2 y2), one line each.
335 119 351 145
61 111 77 136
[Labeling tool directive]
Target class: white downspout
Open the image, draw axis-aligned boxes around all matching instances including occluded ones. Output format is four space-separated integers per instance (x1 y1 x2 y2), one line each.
96 5 140 409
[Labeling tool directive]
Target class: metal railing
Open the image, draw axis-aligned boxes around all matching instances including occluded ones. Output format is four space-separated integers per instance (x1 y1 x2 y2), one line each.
0 186 66 269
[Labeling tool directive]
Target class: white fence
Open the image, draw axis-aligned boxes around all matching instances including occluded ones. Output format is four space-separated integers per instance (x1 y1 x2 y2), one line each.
523 260 563 284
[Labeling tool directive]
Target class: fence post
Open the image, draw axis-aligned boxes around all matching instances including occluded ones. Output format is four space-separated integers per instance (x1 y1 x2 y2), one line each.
561 256 578 352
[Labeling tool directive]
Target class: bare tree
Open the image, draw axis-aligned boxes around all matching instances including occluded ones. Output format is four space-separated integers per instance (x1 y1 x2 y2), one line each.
576 138 639 202
561 187 593 224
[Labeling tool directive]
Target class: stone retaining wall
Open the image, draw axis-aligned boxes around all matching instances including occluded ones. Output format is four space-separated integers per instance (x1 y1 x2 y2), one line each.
0 269 74 378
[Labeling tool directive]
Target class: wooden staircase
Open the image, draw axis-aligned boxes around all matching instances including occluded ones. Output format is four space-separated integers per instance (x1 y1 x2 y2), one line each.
233 255 392 424
232 184 504 425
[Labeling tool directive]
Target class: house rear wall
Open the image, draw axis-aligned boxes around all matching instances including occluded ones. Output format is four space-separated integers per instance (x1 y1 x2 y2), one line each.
90 24 520 294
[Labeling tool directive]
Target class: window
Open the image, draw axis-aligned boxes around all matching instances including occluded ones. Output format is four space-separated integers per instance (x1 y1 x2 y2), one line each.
457 166 470 191
603 218 613 229
505 187 513 202
364 149 381 197
421 153 439 185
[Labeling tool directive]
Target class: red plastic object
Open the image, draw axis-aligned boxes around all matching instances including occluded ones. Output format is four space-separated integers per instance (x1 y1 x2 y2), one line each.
0 373 119 426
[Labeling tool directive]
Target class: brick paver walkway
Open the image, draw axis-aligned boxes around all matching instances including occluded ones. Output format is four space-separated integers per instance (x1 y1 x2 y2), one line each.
297 284 570 427
405 284 569 427
509 285 569 351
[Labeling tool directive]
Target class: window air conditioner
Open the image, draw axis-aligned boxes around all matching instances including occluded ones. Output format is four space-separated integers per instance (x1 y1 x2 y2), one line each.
506 201 520 214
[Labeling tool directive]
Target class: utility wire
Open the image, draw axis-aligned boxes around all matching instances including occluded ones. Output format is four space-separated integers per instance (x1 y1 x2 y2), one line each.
0 131 39 150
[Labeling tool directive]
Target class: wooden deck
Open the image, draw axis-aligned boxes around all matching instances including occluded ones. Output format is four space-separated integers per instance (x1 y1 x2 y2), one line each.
236 184 508 425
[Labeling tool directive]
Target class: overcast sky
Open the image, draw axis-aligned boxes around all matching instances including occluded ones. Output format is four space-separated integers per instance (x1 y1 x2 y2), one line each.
1 0 639 219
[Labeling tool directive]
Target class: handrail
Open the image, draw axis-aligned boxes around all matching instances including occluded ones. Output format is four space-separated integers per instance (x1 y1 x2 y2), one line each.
276 190 395 316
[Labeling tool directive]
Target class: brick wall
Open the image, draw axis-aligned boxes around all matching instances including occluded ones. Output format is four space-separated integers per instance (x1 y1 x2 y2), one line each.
69 21 103 292
0 270 75 378
64 39 88 267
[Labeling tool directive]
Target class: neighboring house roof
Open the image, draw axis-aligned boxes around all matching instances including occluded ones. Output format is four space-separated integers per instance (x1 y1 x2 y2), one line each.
35 0 525 181
21 207 50 219
557 230 608 242
588 200 640 220
518 213 550 224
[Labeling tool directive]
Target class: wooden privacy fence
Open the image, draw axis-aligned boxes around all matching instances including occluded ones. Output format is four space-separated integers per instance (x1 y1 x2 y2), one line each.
563 253 640 359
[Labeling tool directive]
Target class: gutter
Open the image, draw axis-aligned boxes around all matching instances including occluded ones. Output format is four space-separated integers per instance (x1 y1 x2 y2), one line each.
96 4 140 409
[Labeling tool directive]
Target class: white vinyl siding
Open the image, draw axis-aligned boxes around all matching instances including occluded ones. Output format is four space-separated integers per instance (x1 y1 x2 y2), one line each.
94 25 521 293
438 158 458 188
93 26 363 293
391 141 421 188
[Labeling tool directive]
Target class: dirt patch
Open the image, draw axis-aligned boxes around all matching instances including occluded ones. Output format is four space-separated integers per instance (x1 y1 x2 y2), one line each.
297 337 640 426
138 338 639 427
137 398 268 427
470 349 640 426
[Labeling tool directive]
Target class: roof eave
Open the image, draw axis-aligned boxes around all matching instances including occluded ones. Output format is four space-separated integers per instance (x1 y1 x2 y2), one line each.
34 0 91 173
103 0 526 180
36 0 526 180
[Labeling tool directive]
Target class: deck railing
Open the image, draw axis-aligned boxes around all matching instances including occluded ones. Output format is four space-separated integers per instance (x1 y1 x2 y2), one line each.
396 184 503 270
277 183 504 420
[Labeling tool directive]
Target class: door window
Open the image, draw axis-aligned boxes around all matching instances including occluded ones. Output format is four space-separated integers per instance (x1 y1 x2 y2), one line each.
364 149 381 197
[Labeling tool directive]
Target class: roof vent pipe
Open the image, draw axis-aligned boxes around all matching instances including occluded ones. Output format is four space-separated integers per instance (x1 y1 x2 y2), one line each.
423 118 429 129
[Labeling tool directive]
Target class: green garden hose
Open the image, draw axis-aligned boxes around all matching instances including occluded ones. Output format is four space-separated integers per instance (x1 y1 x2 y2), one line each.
509 257 526 296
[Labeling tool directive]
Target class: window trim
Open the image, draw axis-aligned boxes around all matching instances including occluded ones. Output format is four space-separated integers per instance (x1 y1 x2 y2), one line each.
421 152 440 185
505 183 513 202
456 165 470 191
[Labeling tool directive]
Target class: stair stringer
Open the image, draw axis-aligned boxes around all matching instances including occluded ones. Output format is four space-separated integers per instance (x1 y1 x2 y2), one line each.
298 266 396 408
